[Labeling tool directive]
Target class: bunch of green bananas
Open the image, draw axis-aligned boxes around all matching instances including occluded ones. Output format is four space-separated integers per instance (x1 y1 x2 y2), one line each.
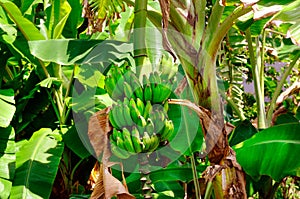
105 65 175 159
105 65 173 104
108 97 175 159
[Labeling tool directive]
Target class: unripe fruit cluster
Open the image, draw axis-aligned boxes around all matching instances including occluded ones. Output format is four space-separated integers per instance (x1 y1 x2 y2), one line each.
105 65 175 159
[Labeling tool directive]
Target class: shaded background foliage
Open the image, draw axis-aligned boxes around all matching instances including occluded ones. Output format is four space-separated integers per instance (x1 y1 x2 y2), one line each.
0 0 299 198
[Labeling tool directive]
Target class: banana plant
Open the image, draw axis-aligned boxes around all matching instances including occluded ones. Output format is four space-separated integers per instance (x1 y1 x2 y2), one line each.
146 0 300 198
78 0 300 198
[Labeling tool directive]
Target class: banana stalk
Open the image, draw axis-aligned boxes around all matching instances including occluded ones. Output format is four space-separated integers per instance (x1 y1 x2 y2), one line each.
133 0 148 76
138 154 152 199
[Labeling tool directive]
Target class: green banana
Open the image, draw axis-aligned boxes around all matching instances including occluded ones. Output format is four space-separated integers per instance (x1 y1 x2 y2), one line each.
105 75 123 100
146 118 155 135
111 104 123 129
163 101 169 113
122 127 136 153
111 140 131 159
150 110 165 132
142 131 151 152
114 102 127 128
153 71 161 84
108 108 119 129
149 72 157 86
116 136 126 151
143 100 152 119
131 126 143 153
129 98 141 124
111 128 119 141
123 97 130 105
142 74 149 86
151 83 161 104
136 98 145 116
156 83 172 103
144 83 153 102
114 70 125 96
149 133 160 152
160 120 175 141
137 115 147 128
122 103 134 126
131 79 144 101
124 81 135 100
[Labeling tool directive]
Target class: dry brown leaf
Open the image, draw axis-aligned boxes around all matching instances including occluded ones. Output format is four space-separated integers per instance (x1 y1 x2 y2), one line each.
253 4 282 20
88 107 112 158
89 108 135 199
240 0 259 7
276 81 300 105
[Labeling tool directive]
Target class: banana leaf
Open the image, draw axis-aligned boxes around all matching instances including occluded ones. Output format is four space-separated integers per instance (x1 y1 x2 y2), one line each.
0 0 45 41
233 123 300 182
10 128 64 199
0 126 15 199
0 89 16 128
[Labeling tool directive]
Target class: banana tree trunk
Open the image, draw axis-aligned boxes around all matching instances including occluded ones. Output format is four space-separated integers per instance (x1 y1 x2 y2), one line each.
152 0 254 198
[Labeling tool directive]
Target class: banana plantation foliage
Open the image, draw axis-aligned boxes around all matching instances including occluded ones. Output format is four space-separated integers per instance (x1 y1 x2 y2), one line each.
0 0 299 198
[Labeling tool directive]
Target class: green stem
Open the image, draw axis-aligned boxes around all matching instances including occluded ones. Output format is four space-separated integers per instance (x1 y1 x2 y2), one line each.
203 2 225 53
133 0 148 76
61 65 76 125
208 6 252 57
191 155 201 199
245 29 266 129
220 92 246 121
266 52 300 125
46 89 61 123
70 158 87 184
260 29 266 92
204 181 213 199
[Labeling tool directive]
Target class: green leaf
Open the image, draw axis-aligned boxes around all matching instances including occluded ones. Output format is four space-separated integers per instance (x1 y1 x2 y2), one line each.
272 0 300 45
38 77 62 88
149 164 205 184
0 18 17 44
10 128 64 199
21 0 41 15
62 0 84 38
0 126 16 199
233 123 300 181
0 89 16 128
229 120 258 146
275 113 299 125
169 94 203 155
0 0 45 41
61 126 91 159
45 0 72 39
28 39 134 66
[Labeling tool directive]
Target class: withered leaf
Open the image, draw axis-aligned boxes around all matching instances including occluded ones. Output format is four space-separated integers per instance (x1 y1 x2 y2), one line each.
253 5 282 20
88 107 112 159
89 108 135 199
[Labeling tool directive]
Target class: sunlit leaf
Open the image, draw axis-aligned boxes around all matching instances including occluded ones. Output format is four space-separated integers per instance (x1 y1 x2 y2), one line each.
28 39 134 66
45 0 72 39
233 123 300 181
10 128 64 199
0 89 16 128
0 0 45 41
0 126 15 199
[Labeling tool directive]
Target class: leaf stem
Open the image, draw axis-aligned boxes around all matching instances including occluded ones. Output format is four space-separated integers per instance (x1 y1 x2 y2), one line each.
245 29 266 129
191 154 201 199
208 5 252 56
61 65 76 125
266 51 300 125
204 181 213 199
